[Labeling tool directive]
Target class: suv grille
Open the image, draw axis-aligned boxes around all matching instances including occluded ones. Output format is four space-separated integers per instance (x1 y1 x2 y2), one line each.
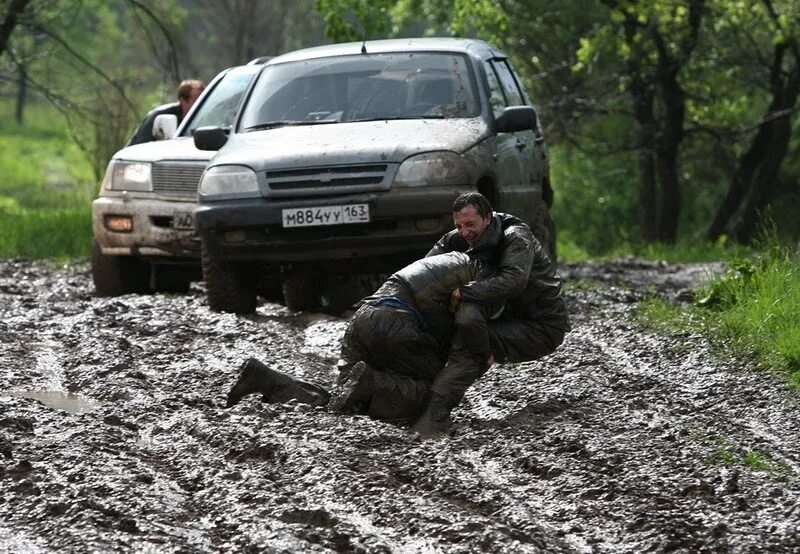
264 164 394 196
152 162 206 197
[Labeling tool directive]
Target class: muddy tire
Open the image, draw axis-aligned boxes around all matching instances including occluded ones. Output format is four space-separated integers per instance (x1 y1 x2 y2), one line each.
283 270 319 312
201 244 256 314
543 208 557 263
531 205 557 264
91 239 150 296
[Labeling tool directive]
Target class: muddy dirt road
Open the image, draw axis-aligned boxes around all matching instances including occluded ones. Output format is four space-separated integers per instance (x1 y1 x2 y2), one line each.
1 258 798 553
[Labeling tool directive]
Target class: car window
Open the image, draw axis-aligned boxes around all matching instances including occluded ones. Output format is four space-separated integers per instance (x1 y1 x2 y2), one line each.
492 60 524 107
483 61 507 119
239 52 480 128
183 70 258 135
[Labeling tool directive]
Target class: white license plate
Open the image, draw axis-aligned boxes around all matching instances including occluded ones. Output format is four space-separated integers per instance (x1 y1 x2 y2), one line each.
172 212 194 230
282 204 370 228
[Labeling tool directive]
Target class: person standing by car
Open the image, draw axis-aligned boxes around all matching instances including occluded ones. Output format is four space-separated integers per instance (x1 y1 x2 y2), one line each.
411 192 571 436
127 79 205 145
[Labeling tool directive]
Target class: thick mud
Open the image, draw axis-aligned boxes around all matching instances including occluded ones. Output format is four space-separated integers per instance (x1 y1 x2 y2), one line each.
1 258 798 553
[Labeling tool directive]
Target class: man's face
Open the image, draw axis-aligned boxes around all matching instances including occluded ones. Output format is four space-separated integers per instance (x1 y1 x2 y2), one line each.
179 86 204 115
453 205 492 246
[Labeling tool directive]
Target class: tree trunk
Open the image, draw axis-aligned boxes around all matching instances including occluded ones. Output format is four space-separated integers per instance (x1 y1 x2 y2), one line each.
708 42 800 243
0 0 31 58
15 60 26 124
733 76 799 242
623 14 659 242
706 126 769 241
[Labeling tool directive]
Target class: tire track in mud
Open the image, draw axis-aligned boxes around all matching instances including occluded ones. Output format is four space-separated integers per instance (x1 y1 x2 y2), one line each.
1 260 799 552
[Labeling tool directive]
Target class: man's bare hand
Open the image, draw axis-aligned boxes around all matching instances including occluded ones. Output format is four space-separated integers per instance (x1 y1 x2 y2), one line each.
448 288 462 313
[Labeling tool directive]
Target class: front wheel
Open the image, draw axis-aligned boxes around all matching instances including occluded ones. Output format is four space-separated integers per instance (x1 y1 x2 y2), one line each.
91 239 149 296
201 243 256 314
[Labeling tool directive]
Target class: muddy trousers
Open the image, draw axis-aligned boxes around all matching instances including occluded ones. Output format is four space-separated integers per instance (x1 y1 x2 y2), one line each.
336 302 448 422
430 303 566 410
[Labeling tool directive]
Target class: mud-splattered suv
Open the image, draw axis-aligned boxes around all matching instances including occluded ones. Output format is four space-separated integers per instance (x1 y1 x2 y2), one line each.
90 62 264 296
193 38 555 313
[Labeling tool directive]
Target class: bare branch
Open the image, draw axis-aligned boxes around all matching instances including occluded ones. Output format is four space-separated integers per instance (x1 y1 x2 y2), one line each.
26 21 138 114
124 0 181 81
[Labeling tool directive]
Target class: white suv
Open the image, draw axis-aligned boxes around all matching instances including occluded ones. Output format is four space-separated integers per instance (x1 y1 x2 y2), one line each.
91 63 263 295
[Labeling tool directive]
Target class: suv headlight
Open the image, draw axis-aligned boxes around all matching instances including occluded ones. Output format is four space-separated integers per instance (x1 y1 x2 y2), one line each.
199 165 259 199
106 161 152 192
394 152 469 188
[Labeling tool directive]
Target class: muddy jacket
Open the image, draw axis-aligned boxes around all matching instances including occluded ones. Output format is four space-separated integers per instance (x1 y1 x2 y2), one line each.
342 252 481 378
428 212 570 331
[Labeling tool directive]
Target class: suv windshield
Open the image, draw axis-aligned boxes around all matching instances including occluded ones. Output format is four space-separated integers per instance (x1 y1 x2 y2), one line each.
183 67 260 135
239 52 479 130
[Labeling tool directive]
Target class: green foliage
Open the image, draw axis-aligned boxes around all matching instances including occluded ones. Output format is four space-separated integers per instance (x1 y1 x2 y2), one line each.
315 0 394 41
0 100 94 260
0 207 92 260
639 242 800 384
549 144 639 255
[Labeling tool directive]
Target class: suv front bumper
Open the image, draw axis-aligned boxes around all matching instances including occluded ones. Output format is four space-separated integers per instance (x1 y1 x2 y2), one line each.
195 187 469 267
92 196 201 258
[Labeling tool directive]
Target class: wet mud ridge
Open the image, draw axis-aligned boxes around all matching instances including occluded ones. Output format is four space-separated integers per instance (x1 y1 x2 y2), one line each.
1 258 798 552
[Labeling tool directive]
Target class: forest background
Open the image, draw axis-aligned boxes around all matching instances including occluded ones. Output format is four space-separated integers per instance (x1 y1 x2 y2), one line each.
0 0 798 260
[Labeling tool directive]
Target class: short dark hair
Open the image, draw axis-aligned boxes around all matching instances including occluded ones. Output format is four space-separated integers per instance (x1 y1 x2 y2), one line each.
452 192 492 218
177 79 204 101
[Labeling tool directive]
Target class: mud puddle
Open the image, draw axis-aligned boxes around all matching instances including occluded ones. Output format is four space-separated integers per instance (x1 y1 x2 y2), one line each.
1 257 798 552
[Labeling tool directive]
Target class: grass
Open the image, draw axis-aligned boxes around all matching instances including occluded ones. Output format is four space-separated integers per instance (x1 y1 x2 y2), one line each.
638 243 800 385
710 437 790 476
0 100 96 260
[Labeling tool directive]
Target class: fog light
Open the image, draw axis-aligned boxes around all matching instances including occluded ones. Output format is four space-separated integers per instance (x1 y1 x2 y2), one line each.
414 217 440 232
224 230 247 242
105 215 133 232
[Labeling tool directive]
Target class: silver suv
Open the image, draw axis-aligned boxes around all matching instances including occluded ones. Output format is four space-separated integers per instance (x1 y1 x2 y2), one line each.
193 38 555 313
90 63 263 295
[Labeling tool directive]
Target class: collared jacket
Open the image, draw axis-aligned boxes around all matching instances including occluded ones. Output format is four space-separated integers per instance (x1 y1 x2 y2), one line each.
127 102 182 146
427 212 570 332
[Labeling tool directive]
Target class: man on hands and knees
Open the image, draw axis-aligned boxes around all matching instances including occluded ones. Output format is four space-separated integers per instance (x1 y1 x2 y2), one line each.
225 252 495 424
411 192 570 436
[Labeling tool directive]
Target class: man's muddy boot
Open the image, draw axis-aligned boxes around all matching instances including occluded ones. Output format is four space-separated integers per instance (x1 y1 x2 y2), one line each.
226 358 272 407
226 357 330 408
410 392 452 437
328 361 373 414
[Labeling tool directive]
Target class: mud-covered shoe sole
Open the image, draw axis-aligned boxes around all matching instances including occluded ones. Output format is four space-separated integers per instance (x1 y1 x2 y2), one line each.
327 361 372 413
226 358 263 408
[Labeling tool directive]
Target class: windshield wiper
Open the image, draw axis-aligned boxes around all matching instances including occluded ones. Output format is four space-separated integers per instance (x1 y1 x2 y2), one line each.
244 120 338 132
350 115 446 122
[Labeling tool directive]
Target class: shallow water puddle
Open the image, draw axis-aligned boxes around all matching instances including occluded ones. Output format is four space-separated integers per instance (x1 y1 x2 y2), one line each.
5 390 101 414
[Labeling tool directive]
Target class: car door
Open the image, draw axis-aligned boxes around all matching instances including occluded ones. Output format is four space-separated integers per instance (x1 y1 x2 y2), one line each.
486 58 539 223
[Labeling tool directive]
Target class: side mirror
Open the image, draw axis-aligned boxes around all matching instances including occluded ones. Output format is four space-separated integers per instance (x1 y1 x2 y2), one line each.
494 106 537 134
152 114 178 140
194 126 229 151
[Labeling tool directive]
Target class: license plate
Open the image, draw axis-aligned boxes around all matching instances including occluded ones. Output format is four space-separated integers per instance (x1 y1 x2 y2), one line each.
282 204 370 228
172 212 194 230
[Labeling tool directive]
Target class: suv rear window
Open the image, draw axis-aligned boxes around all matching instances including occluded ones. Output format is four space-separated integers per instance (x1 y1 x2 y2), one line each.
240 52 480 128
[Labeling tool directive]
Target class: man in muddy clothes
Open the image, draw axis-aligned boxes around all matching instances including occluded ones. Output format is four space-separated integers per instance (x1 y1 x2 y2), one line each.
226 251 496 423
411 192 570 435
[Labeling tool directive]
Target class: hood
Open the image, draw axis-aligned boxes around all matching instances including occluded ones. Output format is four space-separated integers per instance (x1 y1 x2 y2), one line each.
112 137 214 164
212 118 489 170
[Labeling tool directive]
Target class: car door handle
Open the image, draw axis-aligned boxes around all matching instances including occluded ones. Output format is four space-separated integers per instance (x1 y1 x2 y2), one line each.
515 139 526 150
